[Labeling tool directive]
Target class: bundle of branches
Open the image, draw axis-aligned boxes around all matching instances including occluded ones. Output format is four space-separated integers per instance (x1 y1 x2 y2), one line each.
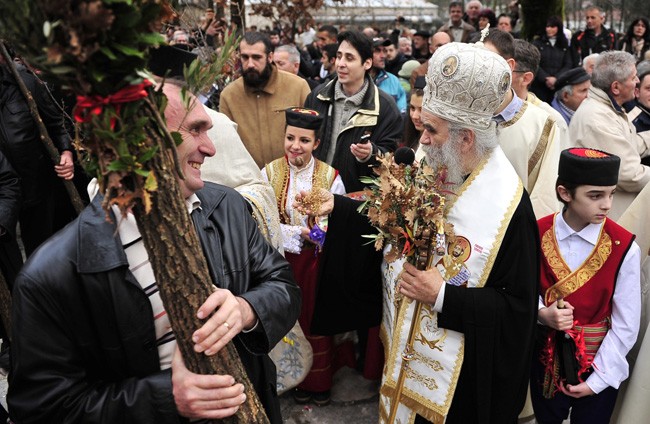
0 1 266 423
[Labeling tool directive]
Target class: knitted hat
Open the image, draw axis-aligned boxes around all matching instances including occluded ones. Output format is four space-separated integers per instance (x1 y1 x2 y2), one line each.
422 42 511 129
558 148 620 186
398 59 421 78
285 107 323 130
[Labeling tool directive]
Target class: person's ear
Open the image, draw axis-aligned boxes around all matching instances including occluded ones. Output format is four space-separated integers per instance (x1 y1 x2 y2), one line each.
522 71 535 88
459 129 475 154
610 80 620 96
363 58 372 71
557 185 572 203
268 51 274 63
313 138 321 150
561 90 570 103
506 58 516 72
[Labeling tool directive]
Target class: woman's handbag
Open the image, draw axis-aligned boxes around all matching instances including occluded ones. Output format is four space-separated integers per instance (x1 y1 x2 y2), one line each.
269 321 313 394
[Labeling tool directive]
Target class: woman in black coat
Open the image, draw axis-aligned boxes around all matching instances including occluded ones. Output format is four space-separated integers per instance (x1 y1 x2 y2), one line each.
532 16 573 103
618 17 650 63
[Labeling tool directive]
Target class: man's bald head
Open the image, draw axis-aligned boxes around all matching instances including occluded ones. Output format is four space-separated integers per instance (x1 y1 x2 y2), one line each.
431 32 451 54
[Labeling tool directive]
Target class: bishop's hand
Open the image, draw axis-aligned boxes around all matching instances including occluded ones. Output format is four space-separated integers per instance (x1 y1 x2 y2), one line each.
398 262 444 305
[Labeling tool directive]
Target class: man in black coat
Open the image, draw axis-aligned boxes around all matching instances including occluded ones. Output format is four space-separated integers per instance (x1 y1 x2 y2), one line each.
304 30 402 192
8 83 300 423
0 149 18 424
570 6 616 67
385 39 409 77
0 149 21 286
0 56 75 256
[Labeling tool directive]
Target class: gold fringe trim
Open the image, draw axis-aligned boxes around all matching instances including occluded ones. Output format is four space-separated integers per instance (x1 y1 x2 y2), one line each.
380 384 445 423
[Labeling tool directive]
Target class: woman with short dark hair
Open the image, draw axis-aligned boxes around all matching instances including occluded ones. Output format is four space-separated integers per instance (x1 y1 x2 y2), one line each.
531 16 573 103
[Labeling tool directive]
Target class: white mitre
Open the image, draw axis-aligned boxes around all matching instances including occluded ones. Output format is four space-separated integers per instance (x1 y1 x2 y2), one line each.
423 36 511 130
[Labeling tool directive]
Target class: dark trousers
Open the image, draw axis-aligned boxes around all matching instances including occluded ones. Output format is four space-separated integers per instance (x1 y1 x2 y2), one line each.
530 356 618 424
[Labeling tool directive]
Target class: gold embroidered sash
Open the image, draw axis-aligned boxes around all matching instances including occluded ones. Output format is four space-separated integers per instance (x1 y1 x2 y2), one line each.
542 216 612 306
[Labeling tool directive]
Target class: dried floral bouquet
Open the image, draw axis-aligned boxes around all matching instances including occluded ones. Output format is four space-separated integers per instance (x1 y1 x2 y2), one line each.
357 153 456 264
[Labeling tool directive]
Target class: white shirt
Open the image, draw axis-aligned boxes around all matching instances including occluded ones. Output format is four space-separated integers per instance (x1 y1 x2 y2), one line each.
540 212 641 393
111 195 202 370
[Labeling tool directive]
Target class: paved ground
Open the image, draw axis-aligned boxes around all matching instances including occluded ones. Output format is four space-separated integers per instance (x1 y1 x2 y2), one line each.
277 366 551 423
280 366 380 423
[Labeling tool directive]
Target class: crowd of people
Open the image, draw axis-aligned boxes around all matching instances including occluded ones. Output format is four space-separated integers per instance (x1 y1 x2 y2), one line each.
0 1 650 423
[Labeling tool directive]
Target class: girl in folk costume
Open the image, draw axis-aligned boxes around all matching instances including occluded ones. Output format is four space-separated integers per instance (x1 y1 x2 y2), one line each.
261 107 345 406
531 148 641 424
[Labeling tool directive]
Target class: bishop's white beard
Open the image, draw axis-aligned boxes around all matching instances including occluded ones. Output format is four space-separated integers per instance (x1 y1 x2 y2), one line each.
421 133 465 187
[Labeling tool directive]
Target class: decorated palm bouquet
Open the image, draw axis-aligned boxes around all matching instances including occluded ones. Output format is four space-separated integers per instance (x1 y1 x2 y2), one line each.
357 153 456 265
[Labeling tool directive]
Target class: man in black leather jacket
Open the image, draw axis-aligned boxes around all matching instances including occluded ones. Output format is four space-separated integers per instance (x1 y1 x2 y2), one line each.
8 83 300 423
0 56 75 255
0 149 21 286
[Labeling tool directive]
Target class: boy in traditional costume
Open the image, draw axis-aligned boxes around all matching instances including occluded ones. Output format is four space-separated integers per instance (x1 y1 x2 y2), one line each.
261 107 345 406
531 148 641 424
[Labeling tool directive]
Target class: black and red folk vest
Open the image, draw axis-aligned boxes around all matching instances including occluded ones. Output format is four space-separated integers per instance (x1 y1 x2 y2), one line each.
538 214 635 325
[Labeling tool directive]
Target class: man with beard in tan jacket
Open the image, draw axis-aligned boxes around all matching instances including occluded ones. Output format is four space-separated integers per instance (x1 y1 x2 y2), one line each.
220 32 311 168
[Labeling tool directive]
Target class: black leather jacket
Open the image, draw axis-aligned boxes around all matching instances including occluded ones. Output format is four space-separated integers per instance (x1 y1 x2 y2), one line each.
0 150 19 238
0 65 71 206
8 182 300 423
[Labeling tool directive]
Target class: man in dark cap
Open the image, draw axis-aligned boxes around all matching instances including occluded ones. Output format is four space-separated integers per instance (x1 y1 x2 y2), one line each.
532 147 640 424
552 67 592 125
411 30 432 63
371 38 407 114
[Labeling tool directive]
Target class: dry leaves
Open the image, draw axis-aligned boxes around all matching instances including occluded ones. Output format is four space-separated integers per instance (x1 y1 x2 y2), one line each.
358 153 455 264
